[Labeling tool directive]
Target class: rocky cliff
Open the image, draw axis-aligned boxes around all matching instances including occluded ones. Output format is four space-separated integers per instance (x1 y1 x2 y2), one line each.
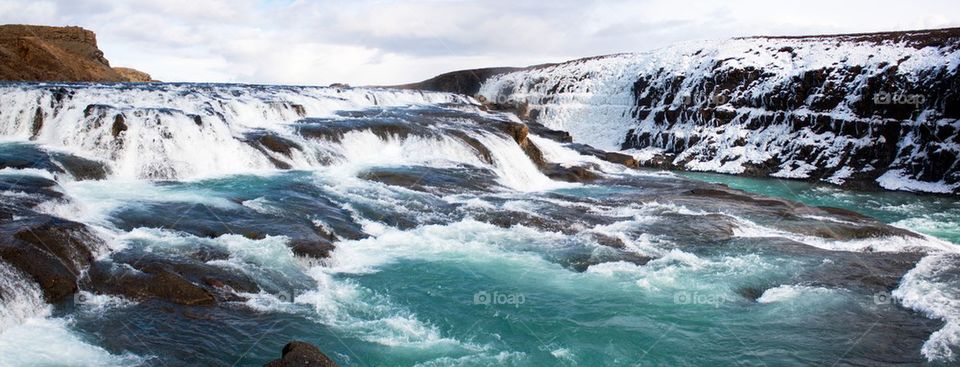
0 24 154 82
414 28 960 194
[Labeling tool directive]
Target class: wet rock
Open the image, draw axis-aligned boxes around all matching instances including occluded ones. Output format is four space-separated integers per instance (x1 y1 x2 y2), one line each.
807 250 926 292
736 286 765 301
0 215 101 303
542 163 600 182
495 121 546 167
296 118 430 142
265 341 338 367
288 238 336 259
527 122 572 143
30 106 43 138
50 152 109 180
246 132 302 158
0 142 108 181
566 143 639 168
86 259 217 306
447 130 494 164
358 166 496 193
566 251 652 272
111 113 127 137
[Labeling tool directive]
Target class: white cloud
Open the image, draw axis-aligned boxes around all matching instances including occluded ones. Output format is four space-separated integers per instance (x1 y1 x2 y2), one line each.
0 0 957 85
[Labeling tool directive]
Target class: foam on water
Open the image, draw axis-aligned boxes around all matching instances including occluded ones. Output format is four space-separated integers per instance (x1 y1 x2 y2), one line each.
0 317 144 367
317 131 484 170
731 214 958 253
756 285 839 304
894 253 960 362
471 132 574 192
297 270 473 351
0 263 47 331
0 84 470 180
0 264 141 367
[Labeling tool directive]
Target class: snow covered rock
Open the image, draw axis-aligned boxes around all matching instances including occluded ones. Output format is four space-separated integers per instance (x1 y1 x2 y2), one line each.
477 28 960 194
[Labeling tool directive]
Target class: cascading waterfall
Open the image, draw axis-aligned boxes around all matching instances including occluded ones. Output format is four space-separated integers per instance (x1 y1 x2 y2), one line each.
0 84 472 180
478 32 960 194
0 82 957 366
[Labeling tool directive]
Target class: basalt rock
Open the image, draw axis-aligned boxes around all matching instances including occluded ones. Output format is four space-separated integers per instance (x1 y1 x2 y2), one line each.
0 215 102 303
288 238 336 260
265 341 339 367
85 259 217 306
454 27 960 194
496 121 546 167
542 163 600 182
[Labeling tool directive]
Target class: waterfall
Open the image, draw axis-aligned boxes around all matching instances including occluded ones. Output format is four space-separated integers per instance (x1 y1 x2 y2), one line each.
477 34 960 194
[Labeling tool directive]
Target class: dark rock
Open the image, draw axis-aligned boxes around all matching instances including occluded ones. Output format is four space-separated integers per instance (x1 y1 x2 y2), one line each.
288 238 336 259
50 152 109 180
0 216 101 303
86 259 217 306
542 163 600 182
495 122 546 167
527 122 573 143
358 166 496 194
265 341 338 367
246 132 301 158
30 106 43 138
111 113 127 137
394 67 528 96
736 286 765 301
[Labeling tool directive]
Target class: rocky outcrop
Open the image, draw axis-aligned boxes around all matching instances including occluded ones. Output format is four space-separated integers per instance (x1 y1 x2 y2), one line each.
0 215 103 303
0 24 154 82
265 341 339 367
409 28 960 194
395 67 529 96
112 67 155 82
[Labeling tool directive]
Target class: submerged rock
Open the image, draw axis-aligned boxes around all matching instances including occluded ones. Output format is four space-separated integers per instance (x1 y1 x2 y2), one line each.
0 142 108 180
265 341 338 367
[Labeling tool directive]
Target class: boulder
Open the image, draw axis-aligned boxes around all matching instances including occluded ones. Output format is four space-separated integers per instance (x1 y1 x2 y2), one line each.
265 341 338 367
0 215 102 303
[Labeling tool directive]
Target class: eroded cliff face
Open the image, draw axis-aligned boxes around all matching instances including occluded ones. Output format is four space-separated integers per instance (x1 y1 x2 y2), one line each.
0 24 154 82
474 28 960 194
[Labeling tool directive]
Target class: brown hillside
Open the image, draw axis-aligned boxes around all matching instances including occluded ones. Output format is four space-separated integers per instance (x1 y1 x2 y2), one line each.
0 24 154 82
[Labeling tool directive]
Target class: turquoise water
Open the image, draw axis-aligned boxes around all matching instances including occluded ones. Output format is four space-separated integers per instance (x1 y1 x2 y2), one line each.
45 169 954 366
2 97 959 366
680 171 960 244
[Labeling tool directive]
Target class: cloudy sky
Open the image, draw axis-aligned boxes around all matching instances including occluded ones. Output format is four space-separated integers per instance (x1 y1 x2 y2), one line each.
2 0 958 85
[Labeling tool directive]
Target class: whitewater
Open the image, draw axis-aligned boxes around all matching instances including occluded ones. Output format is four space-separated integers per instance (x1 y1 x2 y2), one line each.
0 82 957 366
